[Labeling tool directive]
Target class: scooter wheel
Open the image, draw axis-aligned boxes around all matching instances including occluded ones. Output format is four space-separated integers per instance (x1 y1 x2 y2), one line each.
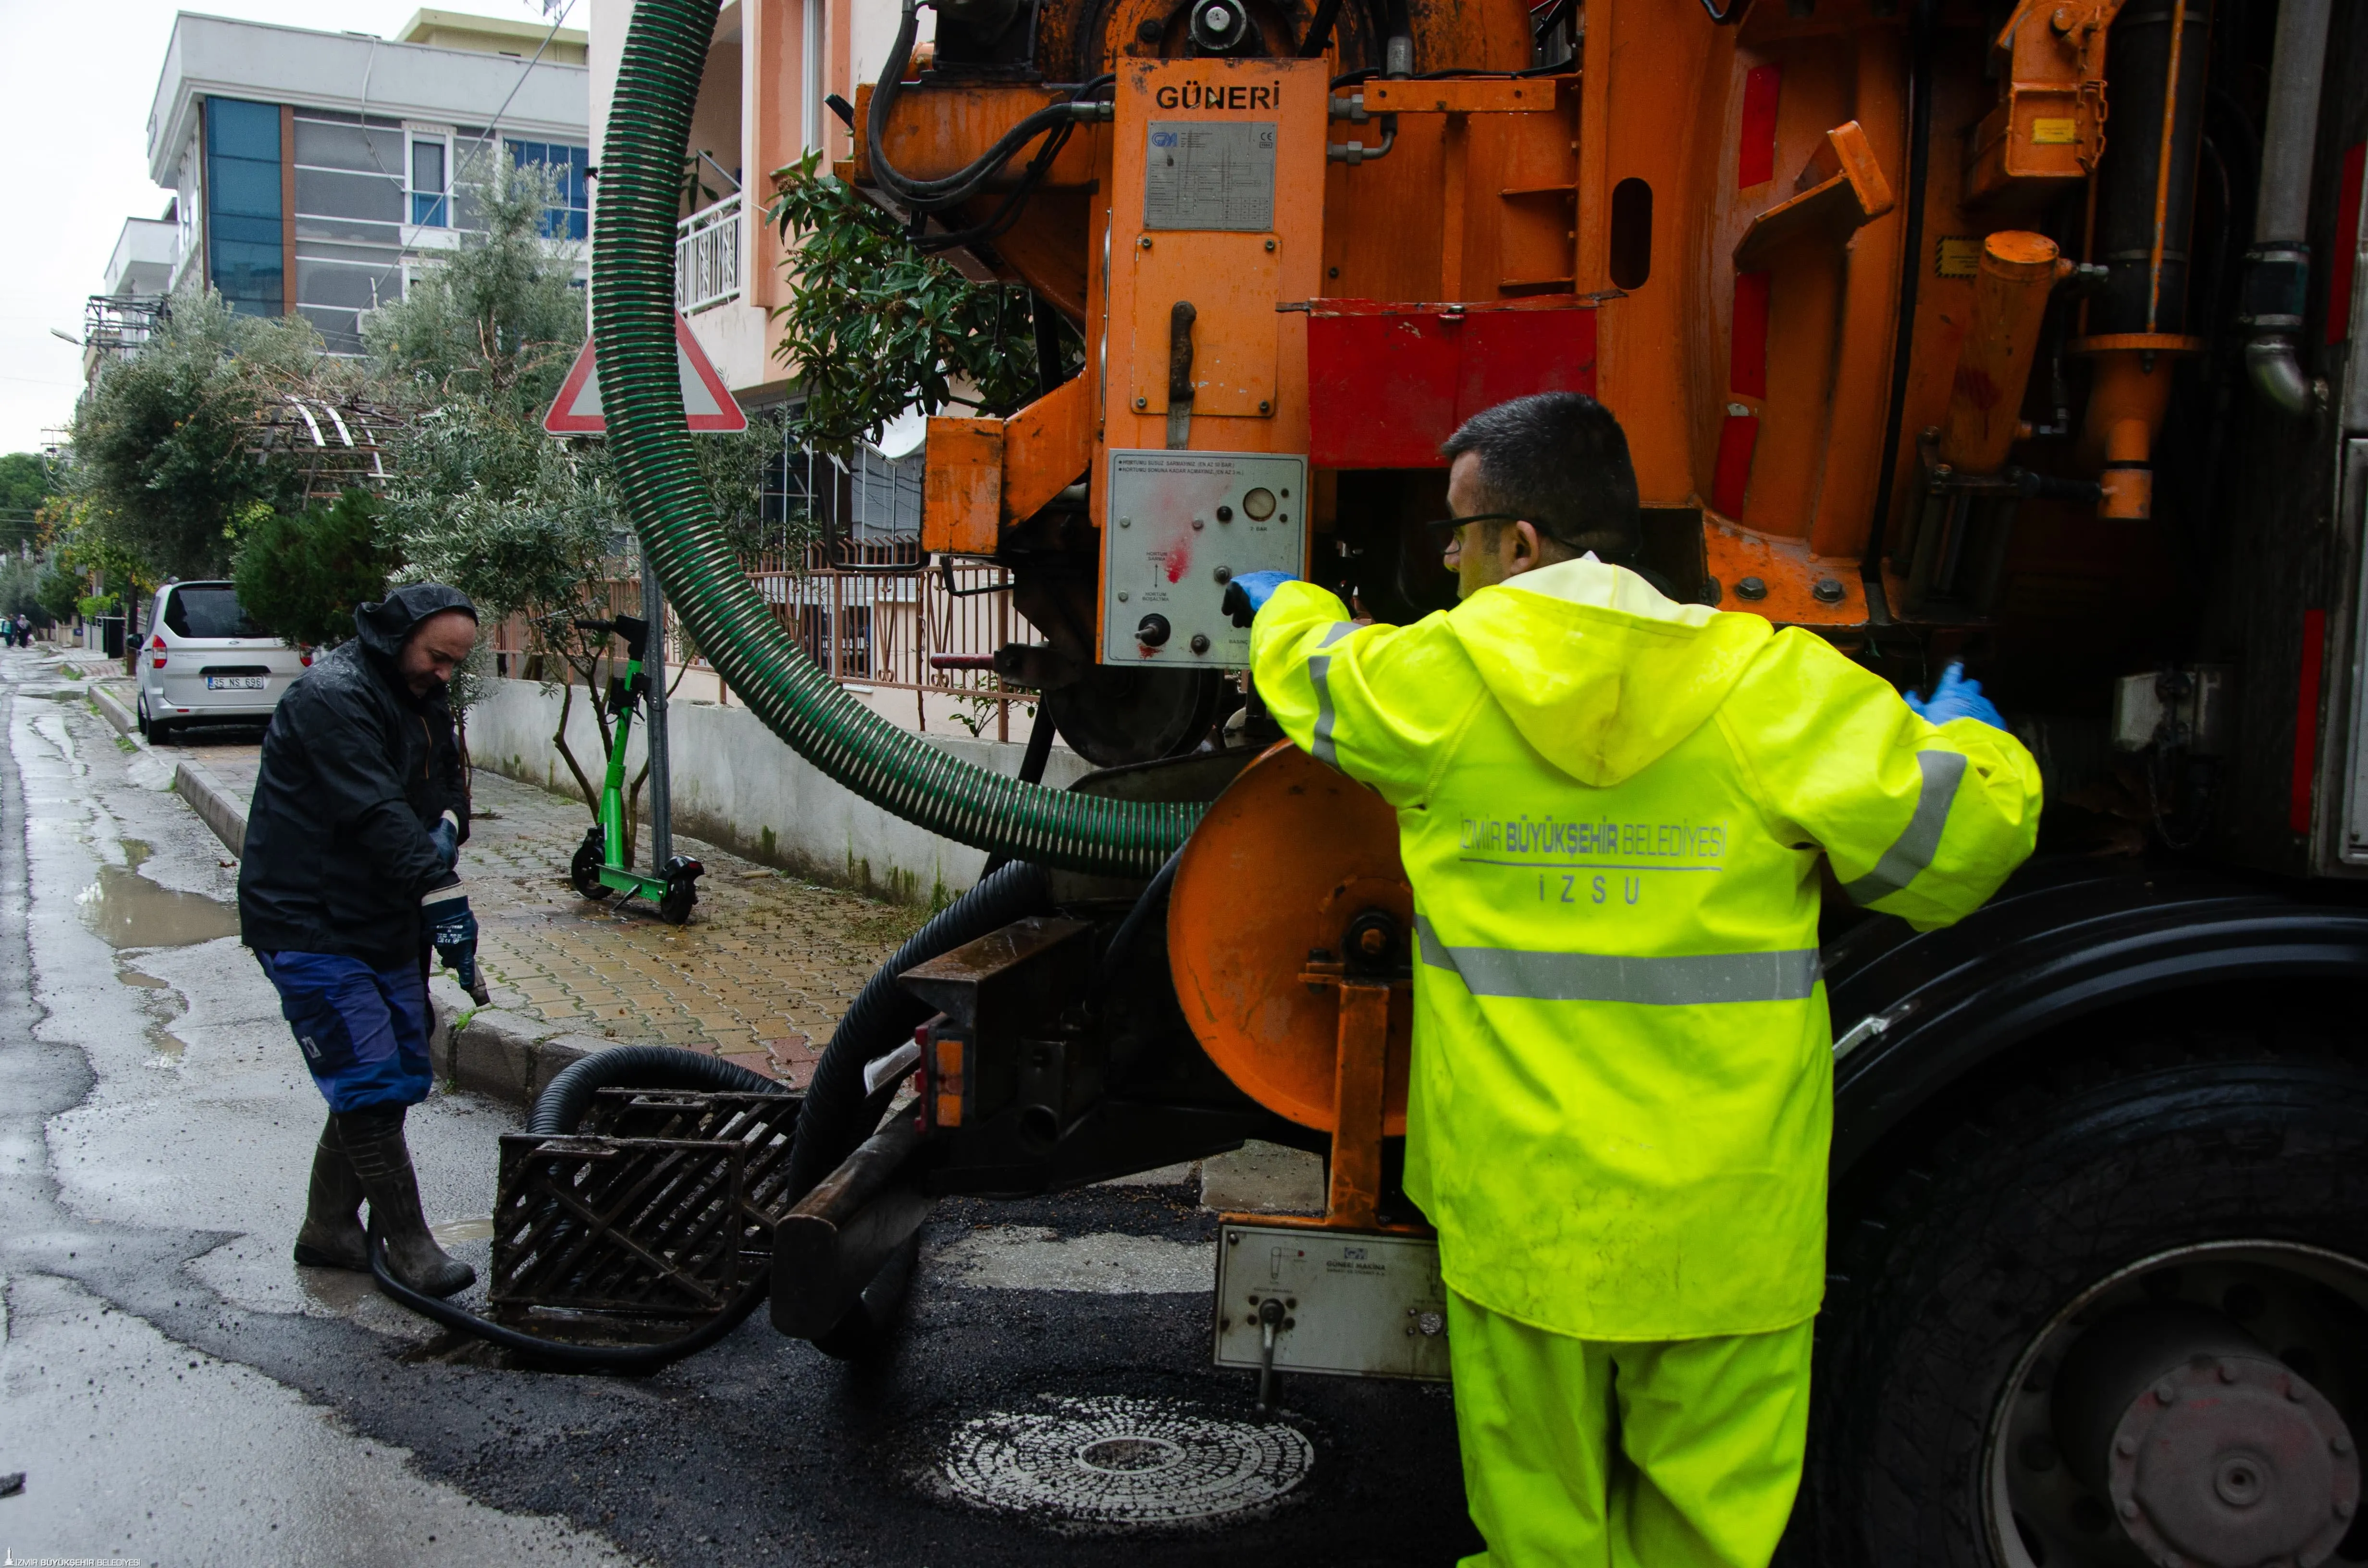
569 834 612 901
658 876 697 926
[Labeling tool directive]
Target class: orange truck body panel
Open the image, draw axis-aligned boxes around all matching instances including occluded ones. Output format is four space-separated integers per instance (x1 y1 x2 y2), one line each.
817 0 2186 640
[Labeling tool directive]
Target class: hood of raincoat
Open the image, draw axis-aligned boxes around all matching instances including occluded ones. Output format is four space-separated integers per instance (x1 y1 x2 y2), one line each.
353 583 478 661
1447 556 1775 787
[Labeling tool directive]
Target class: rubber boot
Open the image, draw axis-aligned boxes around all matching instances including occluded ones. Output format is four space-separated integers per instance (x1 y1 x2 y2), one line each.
291 1114 370 1271
334 1105 476 1298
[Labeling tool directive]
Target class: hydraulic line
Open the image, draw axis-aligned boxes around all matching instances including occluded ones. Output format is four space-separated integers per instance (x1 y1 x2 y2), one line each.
592 0 1200 878
867 0 1107 213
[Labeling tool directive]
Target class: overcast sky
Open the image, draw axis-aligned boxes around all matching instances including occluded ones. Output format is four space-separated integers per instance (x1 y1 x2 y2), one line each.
0 0 562 459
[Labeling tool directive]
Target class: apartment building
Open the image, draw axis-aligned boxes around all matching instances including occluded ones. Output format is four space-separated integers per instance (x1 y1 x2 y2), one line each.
589 0 930 531
128 8 592 355
83 216 182 372
585 0 1038 737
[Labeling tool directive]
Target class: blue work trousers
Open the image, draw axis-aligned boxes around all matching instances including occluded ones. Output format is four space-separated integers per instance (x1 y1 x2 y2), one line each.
255 950 432 1112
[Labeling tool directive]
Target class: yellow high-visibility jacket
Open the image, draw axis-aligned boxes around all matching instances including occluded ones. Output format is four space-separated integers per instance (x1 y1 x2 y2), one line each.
1250 560 2042 1340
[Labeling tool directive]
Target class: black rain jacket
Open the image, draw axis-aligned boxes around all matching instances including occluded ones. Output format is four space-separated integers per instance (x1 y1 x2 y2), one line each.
237 584 475 968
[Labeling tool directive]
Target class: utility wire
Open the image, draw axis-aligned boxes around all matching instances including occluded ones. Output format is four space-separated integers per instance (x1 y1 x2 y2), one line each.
462 0 582 168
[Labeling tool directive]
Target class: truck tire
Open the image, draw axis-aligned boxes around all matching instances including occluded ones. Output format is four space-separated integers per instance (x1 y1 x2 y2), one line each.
1803 1023 2368 1568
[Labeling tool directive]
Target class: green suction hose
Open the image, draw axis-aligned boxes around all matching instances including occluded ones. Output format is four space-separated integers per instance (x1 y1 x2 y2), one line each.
590 0 1202 877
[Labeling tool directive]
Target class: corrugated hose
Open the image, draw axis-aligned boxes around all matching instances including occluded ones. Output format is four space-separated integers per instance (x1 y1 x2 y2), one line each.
590 0 1201 877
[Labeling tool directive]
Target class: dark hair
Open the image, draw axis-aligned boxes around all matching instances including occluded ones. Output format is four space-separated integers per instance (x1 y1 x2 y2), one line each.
1440 392 1642 562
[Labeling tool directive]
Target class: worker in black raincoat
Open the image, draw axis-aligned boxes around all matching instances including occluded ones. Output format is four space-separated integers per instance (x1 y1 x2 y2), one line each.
238 582 490 1298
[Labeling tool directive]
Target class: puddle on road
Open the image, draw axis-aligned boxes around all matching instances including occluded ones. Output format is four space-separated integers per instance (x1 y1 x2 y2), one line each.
117 966 191 1064
77 860 240 948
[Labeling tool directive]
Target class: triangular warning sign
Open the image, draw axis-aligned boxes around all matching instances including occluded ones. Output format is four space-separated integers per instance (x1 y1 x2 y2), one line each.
543 313 748 434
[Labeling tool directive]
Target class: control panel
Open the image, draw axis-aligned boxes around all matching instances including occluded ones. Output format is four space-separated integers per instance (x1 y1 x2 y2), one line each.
1213 1223 1450 1383
1101 448 1307 669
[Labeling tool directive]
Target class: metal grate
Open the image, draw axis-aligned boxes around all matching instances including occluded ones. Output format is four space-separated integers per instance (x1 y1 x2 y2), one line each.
489 1089 802 1330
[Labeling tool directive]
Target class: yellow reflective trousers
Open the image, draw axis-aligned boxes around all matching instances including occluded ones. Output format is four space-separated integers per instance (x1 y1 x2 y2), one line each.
1448 1292 1813 1568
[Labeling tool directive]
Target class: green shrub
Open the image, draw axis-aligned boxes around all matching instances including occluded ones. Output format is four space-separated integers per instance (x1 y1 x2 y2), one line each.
231 490 394 647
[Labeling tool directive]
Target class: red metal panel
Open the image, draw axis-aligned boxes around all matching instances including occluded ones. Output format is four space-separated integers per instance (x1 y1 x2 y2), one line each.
1712 412 1759 517
1738 65 1781 190
1731 271 1771 398
1308 298 1598 468
2328 144 2364 347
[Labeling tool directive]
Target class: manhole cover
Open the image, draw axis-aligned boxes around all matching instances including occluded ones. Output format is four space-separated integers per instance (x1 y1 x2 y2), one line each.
939 1394 1314 1525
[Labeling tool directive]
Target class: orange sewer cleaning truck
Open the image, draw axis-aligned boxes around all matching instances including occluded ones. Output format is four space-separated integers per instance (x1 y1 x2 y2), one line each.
513 0 2368 1560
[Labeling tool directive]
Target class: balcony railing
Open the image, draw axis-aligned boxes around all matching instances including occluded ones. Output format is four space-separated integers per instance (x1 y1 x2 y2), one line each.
676 196 742 313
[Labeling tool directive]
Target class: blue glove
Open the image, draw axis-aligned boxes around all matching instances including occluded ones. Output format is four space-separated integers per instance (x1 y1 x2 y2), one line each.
1903 662 2005 731
422 885 490 1005
427 812 460 872
1222 570 1299 628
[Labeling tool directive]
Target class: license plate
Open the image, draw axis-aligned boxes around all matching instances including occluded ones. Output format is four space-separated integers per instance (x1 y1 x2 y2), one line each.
205 675 265 691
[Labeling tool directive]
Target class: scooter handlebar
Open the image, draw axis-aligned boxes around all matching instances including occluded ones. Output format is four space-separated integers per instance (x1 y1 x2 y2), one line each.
572 615 651 662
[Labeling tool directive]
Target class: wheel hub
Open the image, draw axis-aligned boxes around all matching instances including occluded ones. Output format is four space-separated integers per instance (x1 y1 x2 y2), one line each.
2106 1352 2358 1568
1994 1248 2368 1568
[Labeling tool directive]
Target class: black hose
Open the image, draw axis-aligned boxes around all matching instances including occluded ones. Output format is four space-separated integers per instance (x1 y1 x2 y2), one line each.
783 860 1055 1201
530 1042 783 1134
866 0 1099 213
1090 845 1183 1012
366 1045 790 1370
1298 0 1348 57
369 1231 770 1372
1867 0 1939 577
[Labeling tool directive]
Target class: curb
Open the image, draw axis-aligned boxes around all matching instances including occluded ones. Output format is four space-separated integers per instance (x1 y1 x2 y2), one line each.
91 685 138 736
172 759 249 858
426 982 623 1109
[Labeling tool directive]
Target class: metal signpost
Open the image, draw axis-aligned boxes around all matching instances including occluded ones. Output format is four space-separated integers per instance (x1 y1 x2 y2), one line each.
641 563 672 869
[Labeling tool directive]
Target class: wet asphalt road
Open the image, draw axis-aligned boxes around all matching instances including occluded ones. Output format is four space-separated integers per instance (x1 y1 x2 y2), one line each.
0 655 1479 1568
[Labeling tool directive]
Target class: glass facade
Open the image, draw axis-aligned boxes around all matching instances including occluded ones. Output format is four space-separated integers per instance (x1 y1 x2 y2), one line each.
192 96 585 354
506 139 591 240
290 110 406 354
203 98 283 317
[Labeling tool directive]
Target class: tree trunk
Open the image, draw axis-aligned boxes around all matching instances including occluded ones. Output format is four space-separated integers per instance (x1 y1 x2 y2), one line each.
550 672 600 820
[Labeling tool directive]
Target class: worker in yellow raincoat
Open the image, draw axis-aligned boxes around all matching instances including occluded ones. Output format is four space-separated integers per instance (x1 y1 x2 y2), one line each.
1228 392 2042 1567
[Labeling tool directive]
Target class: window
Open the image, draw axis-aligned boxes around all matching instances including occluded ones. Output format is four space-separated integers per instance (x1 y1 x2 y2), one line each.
291 114 404 245
163 585 262 639
202 98 282 317
506 139 590 240
411 139 448 226
290 111 406 354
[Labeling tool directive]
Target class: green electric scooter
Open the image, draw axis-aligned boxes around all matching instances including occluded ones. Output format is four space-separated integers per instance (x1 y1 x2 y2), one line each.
567 615 704 925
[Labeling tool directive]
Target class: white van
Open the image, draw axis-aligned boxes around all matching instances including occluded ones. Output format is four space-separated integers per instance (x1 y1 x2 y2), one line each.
135 580 309 743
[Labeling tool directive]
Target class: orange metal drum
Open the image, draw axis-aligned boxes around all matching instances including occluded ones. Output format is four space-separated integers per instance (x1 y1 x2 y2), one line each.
1167 743 1412 1134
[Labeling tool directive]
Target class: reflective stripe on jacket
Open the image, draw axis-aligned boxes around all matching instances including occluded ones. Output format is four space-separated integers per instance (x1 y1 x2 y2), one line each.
1249 560 2042 1339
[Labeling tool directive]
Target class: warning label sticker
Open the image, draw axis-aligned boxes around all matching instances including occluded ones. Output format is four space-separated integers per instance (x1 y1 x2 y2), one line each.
1144 121 1277 232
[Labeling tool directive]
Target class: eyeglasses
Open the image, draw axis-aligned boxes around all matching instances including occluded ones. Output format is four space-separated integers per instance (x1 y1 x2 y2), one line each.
1421 513 1525 549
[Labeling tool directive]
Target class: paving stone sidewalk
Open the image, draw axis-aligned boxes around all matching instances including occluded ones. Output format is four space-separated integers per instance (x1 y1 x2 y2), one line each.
153 729 925 1085
459 769 927 1082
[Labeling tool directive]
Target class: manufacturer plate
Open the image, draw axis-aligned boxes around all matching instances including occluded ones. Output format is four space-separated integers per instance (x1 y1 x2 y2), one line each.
1145 121 1276 232
1213 1224 1450 1382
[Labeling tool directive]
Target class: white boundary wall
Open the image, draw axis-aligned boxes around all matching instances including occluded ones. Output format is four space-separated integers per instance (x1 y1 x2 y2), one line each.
464 678 1090 906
